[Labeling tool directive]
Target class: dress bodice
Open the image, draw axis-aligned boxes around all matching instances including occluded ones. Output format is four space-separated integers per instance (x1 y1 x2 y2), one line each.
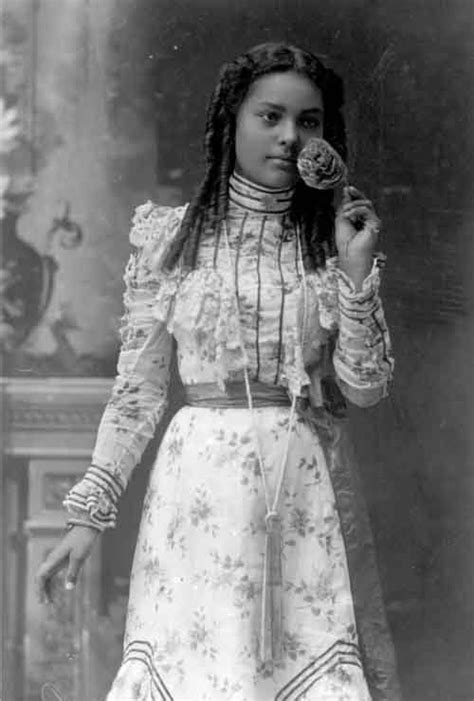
168 212 331 393
151 175 337 395
63 173 394 533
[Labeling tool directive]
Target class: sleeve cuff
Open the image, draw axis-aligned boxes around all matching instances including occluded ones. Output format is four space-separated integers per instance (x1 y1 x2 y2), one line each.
63 465 124 531
65 513 103 533
336 375 390 408
336 253 386 302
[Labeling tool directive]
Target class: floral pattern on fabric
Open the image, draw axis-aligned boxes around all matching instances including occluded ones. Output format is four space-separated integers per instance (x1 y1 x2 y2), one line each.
105 406 372 701
64 201 393 530
163 266 249 390
333 257 395 407
63 204 187 530
61 198 396 698
130 201 188 251
306 257 340 333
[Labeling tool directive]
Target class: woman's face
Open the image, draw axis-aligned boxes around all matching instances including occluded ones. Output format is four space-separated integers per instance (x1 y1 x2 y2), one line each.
234 70 324 189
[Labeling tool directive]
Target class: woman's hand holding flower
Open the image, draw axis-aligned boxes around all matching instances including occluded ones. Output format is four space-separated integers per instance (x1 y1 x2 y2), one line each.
335 186 381 291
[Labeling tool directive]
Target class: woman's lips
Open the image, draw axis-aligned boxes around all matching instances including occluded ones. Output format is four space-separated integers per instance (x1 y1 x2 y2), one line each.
268 156 297 170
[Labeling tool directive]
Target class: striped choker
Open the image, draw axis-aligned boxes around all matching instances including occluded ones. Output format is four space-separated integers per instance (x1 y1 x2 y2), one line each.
228 171 295 215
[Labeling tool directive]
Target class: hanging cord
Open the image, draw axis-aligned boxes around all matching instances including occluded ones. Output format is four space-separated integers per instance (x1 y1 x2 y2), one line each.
221 222 300 512
222 220 308 665
296 224 309 346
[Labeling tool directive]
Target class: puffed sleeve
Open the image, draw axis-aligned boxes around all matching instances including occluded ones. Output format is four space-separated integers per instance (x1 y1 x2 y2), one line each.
62 202 187 531
317 255 394 408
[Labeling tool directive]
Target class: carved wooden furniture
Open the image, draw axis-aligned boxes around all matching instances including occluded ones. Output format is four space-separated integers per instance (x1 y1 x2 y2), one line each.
2 377 114 701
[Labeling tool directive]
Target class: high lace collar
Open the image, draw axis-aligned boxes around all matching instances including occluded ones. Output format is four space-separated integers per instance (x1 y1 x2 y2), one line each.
228 171 295 215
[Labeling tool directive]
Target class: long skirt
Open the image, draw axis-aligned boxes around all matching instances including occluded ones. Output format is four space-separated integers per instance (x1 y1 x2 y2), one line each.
105 405 377 701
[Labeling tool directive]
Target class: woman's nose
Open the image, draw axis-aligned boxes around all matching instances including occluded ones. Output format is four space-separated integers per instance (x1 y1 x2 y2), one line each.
278 119 299 148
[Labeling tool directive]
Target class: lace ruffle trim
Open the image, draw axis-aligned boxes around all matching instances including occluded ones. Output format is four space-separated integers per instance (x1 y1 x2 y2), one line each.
129 201 188 269
153 266 328 396
155 267 248 390
63 479 118 530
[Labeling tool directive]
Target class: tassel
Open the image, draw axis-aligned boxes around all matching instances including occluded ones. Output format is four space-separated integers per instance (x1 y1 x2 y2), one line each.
260 511 283 665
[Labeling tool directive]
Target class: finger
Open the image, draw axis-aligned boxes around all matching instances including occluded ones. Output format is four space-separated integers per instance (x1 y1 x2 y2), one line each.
36 559 65 605
343 210 381 236
42 577 55 606
36 568 57 605
342 202 380 219
65 553 84 590
35 571 49 605
347 185 367 201
35 546 69 604
341 205 375 221
340 199 373 212
36 560 61 604
341 185 368 205
341 186 352 205
339 202 376 222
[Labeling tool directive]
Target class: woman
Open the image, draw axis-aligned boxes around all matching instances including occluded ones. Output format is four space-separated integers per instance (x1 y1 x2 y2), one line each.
36 42 401 700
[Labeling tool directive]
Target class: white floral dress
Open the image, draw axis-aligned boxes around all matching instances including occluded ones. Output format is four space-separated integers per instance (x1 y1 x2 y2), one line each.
64 173 399 701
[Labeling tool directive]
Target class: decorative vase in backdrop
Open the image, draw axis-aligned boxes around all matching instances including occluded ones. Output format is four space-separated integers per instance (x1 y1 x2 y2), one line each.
1 210 57 351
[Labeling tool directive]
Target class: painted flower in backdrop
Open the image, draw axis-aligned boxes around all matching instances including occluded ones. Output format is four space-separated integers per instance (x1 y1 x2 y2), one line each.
0 98 20 218
0 99 35 219
0 98 21 153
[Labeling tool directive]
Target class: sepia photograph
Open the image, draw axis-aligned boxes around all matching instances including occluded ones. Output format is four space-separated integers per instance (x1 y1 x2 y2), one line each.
1 1 473 699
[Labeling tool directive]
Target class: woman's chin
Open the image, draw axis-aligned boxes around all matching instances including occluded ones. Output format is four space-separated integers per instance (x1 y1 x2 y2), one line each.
257 169 297 190
235 163 297 190
265 161 298 188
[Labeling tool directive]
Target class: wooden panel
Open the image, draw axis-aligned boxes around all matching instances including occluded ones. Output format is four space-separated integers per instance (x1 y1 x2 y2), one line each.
2 460 28 701
1 378 114 701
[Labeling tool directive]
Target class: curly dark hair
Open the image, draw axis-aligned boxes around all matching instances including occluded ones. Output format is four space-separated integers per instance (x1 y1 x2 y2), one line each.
163 42 347 272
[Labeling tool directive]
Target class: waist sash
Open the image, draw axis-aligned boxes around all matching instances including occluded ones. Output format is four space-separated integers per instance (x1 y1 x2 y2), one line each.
184 381 292 409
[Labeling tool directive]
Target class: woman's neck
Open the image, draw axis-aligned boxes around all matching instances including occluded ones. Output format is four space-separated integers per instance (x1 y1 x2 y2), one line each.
228 171 295 214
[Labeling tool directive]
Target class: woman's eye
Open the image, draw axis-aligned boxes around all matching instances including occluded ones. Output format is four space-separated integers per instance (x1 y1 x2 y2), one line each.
301 118 321 130
260 112 280 124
